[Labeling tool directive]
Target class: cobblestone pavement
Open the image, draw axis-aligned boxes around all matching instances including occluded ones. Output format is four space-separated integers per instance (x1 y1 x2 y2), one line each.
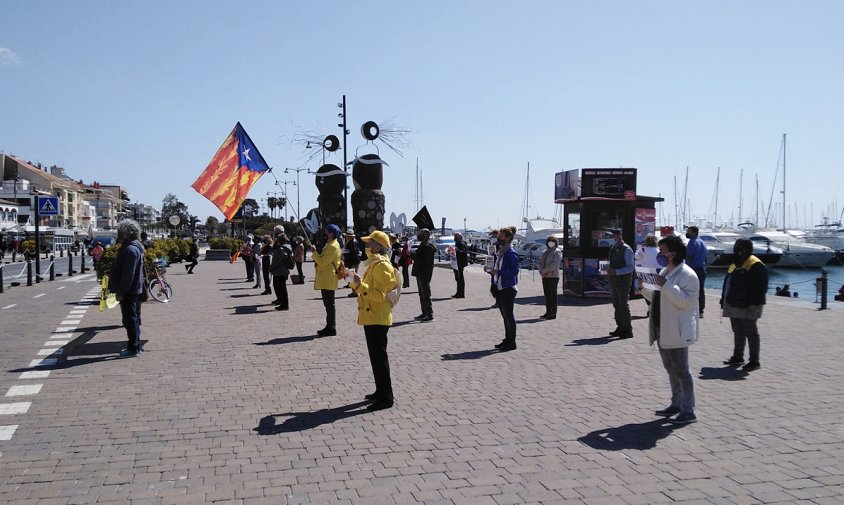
1 260 842 504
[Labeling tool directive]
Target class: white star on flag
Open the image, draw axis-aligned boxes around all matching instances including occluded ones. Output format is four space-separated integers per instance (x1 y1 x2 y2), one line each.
242 148 251 161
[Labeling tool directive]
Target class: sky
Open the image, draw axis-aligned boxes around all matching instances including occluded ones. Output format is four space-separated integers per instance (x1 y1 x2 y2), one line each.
2 0 843 232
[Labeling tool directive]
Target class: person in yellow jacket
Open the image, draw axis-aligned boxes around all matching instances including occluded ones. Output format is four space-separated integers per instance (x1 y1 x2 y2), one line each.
309 224 342 337
351 230 397 411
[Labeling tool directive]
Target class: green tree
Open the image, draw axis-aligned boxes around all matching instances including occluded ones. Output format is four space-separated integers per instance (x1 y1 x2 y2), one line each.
205 216 219 237
162 193 190 228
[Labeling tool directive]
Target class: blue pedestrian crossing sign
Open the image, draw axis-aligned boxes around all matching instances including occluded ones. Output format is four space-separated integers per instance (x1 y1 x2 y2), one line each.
38 196 60 216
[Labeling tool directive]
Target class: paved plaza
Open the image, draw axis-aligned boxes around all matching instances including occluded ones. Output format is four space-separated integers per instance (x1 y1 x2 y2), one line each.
1 259 843 504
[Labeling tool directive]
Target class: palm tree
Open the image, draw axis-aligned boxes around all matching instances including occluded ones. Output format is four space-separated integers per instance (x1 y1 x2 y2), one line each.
277 197 288 220
267 197 278 219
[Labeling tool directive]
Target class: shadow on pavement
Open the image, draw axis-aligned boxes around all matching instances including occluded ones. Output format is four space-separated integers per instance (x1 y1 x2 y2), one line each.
578 418 682 451
391 320 417 328
255 401 371 434
699 366 748 381
458 306 497 312
254 335 316 346
229 293 264 298
566 336 617 346
441 349 498 360
228 305 272 315
514 295 544 306
220 287 253 291
218 277 243 281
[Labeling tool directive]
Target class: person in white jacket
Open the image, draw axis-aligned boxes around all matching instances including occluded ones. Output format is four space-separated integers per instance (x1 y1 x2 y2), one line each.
643 235 700 425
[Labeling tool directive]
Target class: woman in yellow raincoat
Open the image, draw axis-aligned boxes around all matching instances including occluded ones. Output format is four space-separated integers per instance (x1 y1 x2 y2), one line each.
351 230 397 411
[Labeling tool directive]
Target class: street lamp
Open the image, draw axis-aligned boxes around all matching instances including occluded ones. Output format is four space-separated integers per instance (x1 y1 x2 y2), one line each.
337 95 349 229
284 166 313 219
275 180 296 221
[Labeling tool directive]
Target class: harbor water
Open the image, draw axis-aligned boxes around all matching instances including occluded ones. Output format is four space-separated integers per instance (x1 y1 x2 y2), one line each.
705 264 844 299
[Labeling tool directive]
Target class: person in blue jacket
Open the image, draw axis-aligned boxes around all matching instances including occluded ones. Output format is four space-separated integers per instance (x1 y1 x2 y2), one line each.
108 219 146 358
490 226 520 351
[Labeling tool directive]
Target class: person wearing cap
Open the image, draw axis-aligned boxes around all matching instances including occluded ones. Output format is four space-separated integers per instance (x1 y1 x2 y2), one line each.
310 224 342 337
607 227 635 339
350 230 398 411
411 228 437 321
343 228 361 298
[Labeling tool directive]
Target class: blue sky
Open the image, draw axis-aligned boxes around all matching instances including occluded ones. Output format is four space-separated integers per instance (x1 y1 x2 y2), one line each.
1 1 842 231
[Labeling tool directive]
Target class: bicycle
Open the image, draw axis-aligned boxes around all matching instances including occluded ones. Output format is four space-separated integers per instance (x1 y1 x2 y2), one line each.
148 258 173 303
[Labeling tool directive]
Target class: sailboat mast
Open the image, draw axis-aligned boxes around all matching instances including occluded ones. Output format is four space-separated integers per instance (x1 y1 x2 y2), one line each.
714 166 720 228
782 133 786 230
738 168 743 225
755 174 760 226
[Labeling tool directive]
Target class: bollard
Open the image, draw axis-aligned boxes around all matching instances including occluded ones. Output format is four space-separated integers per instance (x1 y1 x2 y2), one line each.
80 253 87 273
60 248 64 258
68 253 74 277
0 265 4 294
819 270 828 310
27 259 33 286
49 255 55 281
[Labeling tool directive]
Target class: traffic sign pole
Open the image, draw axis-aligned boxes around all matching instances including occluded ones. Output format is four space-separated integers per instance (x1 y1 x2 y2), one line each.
34 193 41 283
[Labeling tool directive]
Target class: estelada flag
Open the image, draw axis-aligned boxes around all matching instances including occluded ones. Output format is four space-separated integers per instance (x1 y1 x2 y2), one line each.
411 205 435 231
192 122 270 220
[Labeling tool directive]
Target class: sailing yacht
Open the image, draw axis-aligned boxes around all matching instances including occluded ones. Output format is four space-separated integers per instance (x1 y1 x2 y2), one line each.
698 230 783 268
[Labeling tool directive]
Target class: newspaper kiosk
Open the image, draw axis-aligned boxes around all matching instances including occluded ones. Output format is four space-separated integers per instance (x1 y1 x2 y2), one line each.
555 168 663 297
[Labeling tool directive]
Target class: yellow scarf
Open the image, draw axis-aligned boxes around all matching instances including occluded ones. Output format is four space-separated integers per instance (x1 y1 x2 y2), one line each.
727 254 763 273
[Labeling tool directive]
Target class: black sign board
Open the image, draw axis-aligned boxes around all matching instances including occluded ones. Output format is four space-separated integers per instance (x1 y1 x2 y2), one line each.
580 168 637 200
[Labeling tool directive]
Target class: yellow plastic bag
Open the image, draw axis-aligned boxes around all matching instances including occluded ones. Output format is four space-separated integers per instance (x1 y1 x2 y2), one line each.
99 275 119 312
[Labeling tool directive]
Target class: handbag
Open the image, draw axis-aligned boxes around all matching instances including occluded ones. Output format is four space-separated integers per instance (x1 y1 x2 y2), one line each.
335 261 347 281
99 275 119 312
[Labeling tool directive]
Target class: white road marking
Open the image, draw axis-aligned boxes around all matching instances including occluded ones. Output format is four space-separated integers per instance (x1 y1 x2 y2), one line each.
1 304 15 310
51 333 76 339
6 384 43 396
63 273 96 282
53 327 76 333
37 348 62 356
58 321 79 326
56 286 65 290
69 309 87 314
19 371 50 379
64 314 84 319
0 402 31 415
28 358 57 368
43 340 68 347
33 294 45 299
0 425 17 440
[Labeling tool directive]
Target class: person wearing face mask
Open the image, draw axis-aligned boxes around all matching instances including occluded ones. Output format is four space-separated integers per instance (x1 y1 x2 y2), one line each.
309 224 342 337
411 228 437 321
635 235 664 316
607 228 635 339
644 234 700 424
538 235 562 320
492 226 521 351
720 238 768 372
685 226 708 318
351 230 398 411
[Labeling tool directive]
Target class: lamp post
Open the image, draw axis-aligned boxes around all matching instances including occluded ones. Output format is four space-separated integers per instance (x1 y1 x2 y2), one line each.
275 180 296 221
284 166 312 219
337 95 349 229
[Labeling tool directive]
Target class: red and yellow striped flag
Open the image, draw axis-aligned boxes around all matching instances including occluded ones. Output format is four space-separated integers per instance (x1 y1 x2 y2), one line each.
192 122 270 220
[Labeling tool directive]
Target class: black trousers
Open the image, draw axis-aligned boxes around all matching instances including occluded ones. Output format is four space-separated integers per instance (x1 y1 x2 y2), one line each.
273 275 288 309
401 265 410 288
243 256 253 280
296 262 303 278
692 267 706 313
186 257 198 273
417 278 432 315
364 325 393 401
542 276 559 316
730 317 760 363
262 258 271 288
497 287 517 343
120 294 142 352
453 268 465 296
321 289 335 329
